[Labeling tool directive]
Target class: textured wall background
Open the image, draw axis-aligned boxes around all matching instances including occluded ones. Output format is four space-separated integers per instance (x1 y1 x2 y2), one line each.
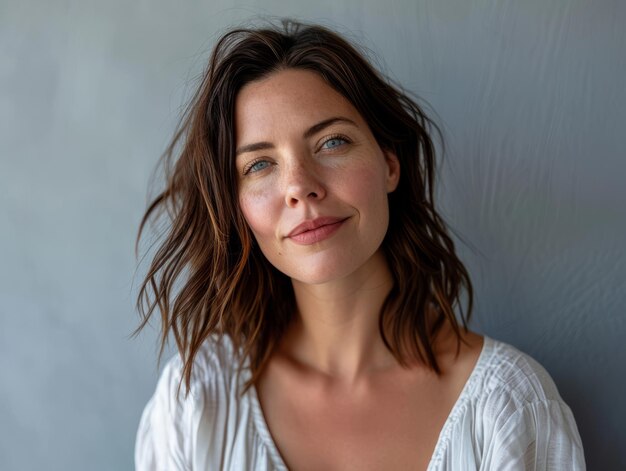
1 1 624 469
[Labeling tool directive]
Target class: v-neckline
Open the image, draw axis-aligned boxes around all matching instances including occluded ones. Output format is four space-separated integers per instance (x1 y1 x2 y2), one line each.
245 335 493 470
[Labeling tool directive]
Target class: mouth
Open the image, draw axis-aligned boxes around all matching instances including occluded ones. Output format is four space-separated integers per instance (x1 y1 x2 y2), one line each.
287 217 349 245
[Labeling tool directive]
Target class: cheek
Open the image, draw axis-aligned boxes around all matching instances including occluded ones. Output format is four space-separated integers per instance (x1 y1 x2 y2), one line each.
238 188 277 239
339 163 389 210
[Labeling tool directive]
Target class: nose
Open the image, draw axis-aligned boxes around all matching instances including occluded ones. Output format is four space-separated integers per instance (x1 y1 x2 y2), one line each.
283 159 326 208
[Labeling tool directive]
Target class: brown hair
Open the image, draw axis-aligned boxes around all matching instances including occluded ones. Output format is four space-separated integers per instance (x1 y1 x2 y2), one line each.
134 18 474 397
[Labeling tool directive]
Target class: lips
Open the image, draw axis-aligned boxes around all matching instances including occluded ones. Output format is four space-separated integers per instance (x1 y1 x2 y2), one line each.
286 216 349 245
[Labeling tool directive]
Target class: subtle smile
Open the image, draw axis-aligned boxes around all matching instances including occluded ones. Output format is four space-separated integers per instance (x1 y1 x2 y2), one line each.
287 217 349 245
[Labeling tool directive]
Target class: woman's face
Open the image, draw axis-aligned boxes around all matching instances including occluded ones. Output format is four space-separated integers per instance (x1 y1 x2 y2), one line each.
234 68 400 285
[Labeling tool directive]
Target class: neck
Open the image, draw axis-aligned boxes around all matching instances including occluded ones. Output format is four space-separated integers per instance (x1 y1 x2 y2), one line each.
280 250 400 384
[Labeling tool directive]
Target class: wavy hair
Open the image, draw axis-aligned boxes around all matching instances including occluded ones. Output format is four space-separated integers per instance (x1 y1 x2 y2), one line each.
134 18 474 397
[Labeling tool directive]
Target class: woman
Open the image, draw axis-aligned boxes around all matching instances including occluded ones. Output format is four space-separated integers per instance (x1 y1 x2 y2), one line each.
134 18 585 470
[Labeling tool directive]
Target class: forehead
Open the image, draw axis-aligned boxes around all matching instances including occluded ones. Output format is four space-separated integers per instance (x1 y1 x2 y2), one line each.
234 69 363 143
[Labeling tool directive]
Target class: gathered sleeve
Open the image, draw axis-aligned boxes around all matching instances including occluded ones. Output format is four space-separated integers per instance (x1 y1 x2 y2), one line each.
486 399 586 470
134 357 193 471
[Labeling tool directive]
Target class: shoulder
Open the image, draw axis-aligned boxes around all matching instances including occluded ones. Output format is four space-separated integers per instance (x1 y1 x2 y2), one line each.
135 334 244 470
177 334 241 396
478 336 564 407
467 336 586 468
156 333 242 396
472 336 577 430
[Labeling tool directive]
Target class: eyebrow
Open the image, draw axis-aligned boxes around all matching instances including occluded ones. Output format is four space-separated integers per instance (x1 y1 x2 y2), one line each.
235 116 358 157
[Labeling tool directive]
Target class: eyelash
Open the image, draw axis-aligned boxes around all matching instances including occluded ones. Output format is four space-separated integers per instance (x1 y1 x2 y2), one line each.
243 158 271 175
242 134 351 175
319 134 350 151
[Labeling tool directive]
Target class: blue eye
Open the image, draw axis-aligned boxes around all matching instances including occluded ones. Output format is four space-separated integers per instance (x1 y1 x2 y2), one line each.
245 159 271 174
321 135 348 150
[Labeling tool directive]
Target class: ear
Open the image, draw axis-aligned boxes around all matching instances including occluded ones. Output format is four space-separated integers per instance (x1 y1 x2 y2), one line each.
383 150 400 193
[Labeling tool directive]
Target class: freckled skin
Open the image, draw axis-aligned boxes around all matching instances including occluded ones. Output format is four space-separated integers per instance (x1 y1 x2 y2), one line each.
235 68 400 285
233 69 488 471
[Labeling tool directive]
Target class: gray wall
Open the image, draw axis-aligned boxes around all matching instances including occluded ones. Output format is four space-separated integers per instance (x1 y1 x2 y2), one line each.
1 1 624 469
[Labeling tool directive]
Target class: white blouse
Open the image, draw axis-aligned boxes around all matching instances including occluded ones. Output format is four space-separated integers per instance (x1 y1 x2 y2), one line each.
135 334 586 470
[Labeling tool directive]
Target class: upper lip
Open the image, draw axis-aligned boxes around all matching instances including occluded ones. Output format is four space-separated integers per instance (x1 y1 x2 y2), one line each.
287 216 348 237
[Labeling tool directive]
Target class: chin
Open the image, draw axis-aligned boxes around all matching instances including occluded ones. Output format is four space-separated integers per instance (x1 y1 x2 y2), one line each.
268 244 387 286
287 270 341 286
273 259 350 285
284 261 359 286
